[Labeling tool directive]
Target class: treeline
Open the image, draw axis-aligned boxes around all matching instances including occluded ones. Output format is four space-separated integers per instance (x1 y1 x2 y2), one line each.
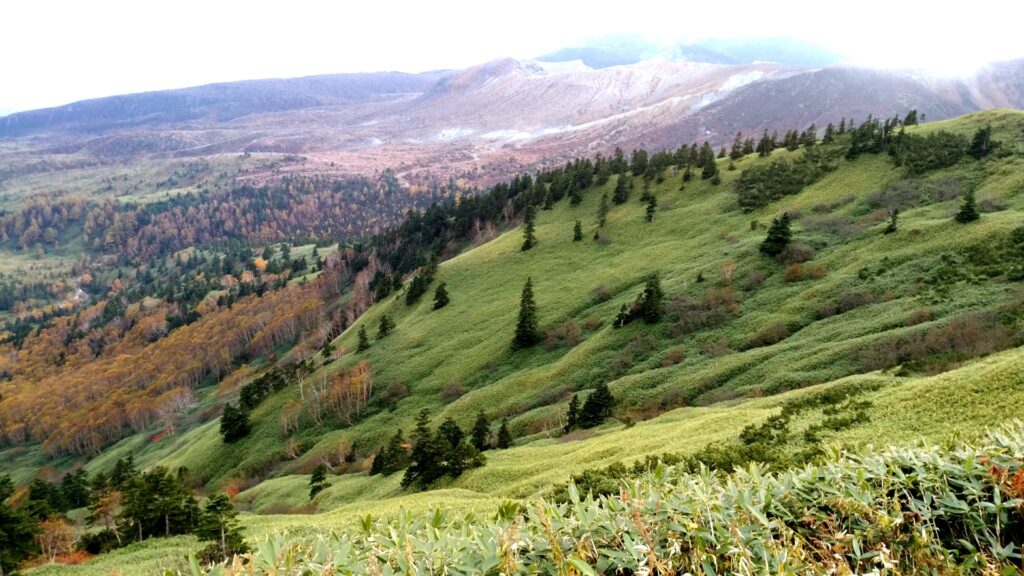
735 111 1002 210
0 455 246 572
0 265 338 454
0 171 451 262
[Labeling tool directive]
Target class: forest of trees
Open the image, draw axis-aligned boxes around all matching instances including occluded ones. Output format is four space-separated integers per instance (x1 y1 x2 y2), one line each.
0 107 1000 465
0 455 246 571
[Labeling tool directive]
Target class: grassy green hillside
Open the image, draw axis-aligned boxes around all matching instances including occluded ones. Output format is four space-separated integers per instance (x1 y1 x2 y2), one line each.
23 109 1024 573
98 110 1024 481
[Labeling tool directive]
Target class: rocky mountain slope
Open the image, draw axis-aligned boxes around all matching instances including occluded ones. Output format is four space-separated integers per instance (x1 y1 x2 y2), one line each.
3 57 1021 187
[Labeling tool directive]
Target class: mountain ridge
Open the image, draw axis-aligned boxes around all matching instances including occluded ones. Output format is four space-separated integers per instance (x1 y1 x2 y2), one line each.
2 57 1022 191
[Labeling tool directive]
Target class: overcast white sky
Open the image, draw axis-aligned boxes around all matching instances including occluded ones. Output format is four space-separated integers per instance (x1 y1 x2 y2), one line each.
2 0 1023 114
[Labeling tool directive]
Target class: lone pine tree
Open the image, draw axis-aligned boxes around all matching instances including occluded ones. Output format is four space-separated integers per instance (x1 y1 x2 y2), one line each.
613 173 630 204
597 191 609 227
496 418 512 448
760 213 793 256
309 464 327 500
357 325 370 352
573 220 583 241
432 282 450 310
196 494 248 562
377 314 394 338
579 382 615 428
955 189 980 223
512 277 541 350
471 411 490 450
701 154 718 180
645 195 657 222
521 205 537 251
219 403 250 443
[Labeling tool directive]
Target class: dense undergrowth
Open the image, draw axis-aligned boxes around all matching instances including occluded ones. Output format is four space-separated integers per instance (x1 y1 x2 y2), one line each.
178 422 1024 575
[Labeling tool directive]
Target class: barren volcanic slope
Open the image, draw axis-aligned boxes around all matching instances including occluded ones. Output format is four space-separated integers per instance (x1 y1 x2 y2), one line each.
2 58 1022 188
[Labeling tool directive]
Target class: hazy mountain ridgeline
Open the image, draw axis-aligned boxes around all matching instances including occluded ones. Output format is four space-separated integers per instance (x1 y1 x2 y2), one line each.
2 50 1021 186
0 71 447 136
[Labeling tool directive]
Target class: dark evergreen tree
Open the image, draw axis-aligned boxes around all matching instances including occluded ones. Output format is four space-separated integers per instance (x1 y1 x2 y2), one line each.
402 409 443 488
512 277 541 350
110 455 137 489
471 412 490 451
357 325 370 352
597 192 609 227
372 429 411 475
614 275 664 327
377 314 394 338
884 209 899 234
955 189 980 223
563 394 579 433
701 154 718 180
785 129 800 151
760 213 793 257
645 195 657 223
630 149 649 176
117 467 198 541
682 164 693 182
219 403 250 443
968 124 996 159
0 474 37 574
521 205 537 251
401 409 483 489
578 383 615 428
717 146 727 159
612 173 631 204
432 282 449 310
404 257 437 305
743 138 755 155
60 469 90 510
309 464 328 500
438 417 464 449
903 109 918 126
756 130 774 157
635 275 664 324
800 123 817 147
573 220 583 241
568 182 583 207
822 123 836 144
729 132 745 160
196 494 248 563
496 418 512 449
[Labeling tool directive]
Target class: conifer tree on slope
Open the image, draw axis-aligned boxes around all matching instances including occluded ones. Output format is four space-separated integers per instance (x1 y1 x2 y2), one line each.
955 189 980 223
512 277 541 350
432 282 450 310
597 191 609 227
496 418 512 448
760 213 793 256
357 325 370 352
612 173 630 204
563 394 579 433
471 412 490 450
579 383 615 428
521 205 537 251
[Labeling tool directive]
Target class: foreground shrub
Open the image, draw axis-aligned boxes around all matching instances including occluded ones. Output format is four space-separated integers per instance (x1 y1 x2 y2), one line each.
182 423 1024 575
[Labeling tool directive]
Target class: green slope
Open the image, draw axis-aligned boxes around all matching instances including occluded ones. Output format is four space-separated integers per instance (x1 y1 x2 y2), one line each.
93 110 1024 484
31 109 1024 573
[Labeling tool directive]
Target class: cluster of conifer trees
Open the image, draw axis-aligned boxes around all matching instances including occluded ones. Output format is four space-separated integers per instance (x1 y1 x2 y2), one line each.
0 455 246 572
